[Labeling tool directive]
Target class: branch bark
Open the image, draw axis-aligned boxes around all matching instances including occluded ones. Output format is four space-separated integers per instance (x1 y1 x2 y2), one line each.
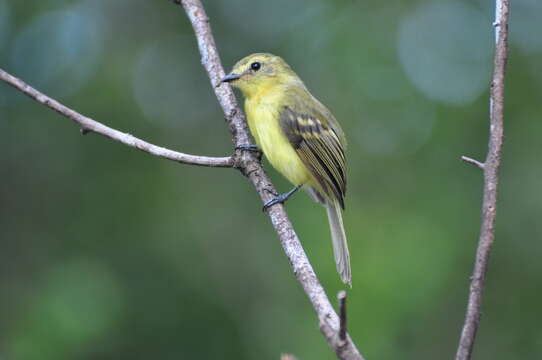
456 1 509 359
175 1 364 359
0 69 233 168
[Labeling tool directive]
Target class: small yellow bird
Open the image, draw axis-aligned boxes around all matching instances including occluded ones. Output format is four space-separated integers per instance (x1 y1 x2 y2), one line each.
222 53 351 285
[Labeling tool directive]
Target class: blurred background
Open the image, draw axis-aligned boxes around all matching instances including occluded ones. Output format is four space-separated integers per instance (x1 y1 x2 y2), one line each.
1 0 541 359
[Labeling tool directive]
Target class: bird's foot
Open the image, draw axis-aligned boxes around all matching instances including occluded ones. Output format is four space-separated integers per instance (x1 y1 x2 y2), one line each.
236 144 260 152
236 144 262 160
262 186 301 212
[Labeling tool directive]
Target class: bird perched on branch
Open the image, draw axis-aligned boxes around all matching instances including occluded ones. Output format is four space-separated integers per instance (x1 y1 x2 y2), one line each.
222 53 351 285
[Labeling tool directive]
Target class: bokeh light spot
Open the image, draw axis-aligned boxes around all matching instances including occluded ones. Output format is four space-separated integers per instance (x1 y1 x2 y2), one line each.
397 2 492 105
8 260 124 360
10 6 103 99
132 36 215 130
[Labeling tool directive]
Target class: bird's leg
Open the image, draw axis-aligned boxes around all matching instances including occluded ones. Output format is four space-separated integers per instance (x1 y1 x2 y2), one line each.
262 185 301 212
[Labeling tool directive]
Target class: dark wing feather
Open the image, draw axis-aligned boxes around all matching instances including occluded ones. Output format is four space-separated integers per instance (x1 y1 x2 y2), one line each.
280 101 347 209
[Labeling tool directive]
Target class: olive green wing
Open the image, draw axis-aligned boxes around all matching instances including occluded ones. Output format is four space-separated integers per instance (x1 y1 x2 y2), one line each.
279 91 346 208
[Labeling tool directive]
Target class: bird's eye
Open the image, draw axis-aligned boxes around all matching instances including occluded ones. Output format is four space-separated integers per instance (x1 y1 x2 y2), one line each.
250 62 261 71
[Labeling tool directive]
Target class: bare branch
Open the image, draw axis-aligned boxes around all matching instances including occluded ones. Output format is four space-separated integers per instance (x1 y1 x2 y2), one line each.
455 1 509 359
0 68 233 168
175 1 364 359
338 291 348 342
461 156 485 170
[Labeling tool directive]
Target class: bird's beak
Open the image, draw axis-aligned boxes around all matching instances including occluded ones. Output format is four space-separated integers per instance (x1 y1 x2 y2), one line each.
221 73 241 83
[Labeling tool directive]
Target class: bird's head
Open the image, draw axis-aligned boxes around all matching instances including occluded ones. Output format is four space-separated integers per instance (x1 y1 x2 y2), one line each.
221 53 299 98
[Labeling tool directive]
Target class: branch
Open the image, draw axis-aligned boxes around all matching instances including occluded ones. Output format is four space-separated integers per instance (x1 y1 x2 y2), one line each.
0 68 232 168
455 1 509 359
461 156 485 170
175 1 364 359
338 291 348 342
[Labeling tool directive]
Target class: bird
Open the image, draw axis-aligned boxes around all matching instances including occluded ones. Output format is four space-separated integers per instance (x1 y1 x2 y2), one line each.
221 53 350 285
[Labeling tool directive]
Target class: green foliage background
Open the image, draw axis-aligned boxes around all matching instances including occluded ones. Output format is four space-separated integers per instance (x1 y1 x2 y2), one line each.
1 1 541 359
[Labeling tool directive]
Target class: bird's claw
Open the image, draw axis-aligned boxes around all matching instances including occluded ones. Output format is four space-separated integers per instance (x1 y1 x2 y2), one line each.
236 144 260 152
262 186 301 212
262 194 289 212
263 188 279 197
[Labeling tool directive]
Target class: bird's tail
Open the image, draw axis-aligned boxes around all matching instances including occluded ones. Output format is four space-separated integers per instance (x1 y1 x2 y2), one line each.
326 200 351 286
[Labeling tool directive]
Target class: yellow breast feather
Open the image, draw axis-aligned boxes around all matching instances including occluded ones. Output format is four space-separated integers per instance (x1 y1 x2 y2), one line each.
245 93 311 187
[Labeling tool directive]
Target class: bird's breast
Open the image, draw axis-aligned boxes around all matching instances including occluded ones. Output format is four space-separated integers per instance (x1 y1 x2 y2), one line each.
245 97 310 187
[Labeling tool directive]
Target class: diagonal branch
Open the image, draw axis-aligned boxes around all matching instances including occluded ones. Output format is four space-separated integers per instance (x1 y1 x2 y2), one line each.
455 1 509 359
174 1 365 359
0 68 232 168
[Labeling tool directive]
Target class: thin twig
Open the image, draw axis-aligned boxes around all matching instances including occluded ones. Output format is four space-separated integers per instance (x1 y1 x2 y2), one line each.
455 1 509 359
0 69 232 168
338 291 348 342
461 156 485 170
175 1 364 359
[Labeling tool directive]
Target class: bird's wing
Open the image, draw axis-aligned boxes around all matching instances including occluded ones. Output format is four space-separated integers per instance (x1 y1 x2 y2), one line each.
279 90 346 208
